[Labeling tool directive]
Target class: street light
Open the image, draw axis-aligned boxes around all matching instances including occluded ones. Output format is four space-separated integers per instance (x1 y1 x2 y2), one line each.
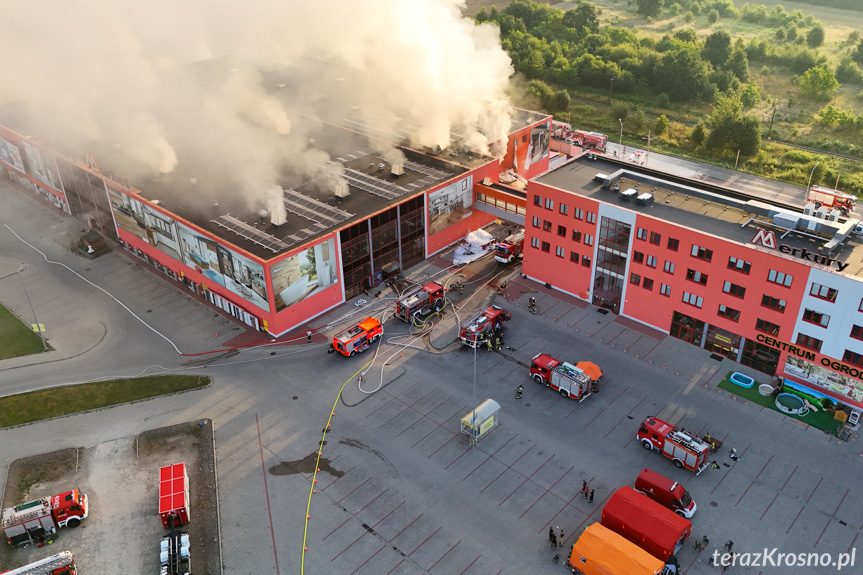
807 161 820 192
18 263 47 352
618 119 624 159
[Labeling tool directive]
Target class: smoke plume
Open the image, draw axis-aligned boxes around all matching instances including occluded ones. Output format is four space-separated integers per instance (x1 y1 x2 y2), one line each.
0 0 513 211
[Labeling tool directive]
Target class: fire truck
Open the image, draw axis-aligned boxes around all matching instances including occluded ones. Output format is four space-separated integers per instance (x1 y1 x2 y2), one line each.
529 353 601 400
459 305 510 347
575 130 608 152
2 490 88 547
494 230 525 264
331 317 383 356
807 185 855 215
394 281 445 323
636 417 711 474
160 531 191 575
1 551 76 575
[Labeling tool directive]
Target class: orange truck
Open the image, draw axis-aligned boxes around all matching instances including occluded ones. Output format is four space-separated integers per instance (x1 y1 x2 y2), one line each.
568 522 663 575
331 317 383 357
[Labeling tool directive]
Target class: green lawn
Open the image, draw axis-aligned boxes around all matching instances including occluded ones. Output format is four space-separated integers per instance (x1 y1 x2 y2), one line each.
0 375 210 428
0 303 50 360
717 372 842 435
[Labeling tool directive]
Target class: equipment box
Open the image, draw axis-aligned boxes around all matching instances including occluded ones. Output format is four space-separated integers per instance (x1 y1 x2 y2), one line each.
159 463 190 528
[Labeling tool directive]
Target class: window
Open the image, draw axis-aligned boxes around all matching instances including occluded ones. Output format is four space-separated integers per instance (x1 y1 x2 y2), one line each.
574 208 584 220
646 255 657 268
630 273 641 286
541 241 550 253
844 350 863 367
584 234 594 246
582 255 592 267
796 333 823 352
667 237 680 251
643 278 654 291
664 261 675 274
691 244 713 261
660 284 671 296
542 220 552 232
851 325 863 341
718 304 741 322
649 231 661 245
636 227 647 240
476 192 486 203
768 269 793 287
728 257 751 274
533 195 542 206
686 269 708 285
545 198 554 210
723 281 746 298
802 309 830 328
762 295 787 312
756 318 780 335
586 212 596 224
810 284 838 302
531 237 540 249
559 203 569 215
557 224 567 237
633 251 644 264
532 216 541 228
570 251 579 263
572 230 582 242
682 291 703 308
555 246 565 258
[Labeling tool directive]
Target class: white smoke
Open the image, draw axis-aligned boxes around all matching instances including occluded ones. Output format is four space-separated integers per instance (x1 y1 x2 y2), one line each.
0 0 513 211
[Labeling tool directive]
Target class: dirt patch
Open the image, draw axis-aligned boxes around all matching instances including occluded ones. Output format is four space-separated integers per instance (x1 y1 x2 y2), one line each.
0 421 220 574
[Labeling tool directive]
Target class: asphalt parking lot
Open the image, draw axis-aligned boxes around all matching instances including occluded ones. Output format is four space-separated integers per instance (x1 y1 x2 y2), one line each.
2 183 862 574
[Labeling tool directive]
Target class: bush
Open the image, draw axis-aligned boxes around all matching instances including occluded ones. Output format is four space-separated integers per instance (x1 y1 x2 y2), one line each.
683 10 695 23
836 58 863 85
784 149 818 163
656 92 671 108
612 102 630 121
707 9 719 24
653 114 671 136
690 122 707 146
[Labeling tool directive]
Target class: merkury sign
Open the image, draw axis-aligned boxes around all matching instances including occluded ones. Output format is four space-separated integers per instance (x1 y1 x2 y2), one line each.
751 229 848 272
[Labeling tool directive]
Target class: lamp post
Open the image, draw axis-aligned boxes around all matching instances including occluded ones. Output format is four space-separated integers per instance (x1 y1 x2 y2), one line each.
807 161 820 193
472 335 478 446
618 119 624 159
18 263 47 351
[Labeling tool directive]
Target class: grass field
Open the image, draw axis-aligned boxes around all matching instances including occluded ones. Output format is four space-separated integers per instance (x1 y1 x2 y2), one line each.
0 375 211 428
0 303 50 360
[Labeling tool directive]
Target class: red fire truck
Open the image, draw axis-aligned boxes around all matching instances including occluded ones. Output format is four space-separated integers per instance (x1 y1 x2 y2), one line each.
459 305 510 347
494 230 525 264
529 353 601 400
2 490 88 547
573 130 608 152
332 317 383 356
636 417 711 474
807 185 855 215
1 551 76 575
394 281 445 323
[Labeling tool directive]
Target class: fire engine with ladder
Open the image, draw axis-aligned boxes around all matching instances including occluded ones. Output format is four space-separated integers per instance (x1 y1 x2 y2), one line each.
331 317 383 356
1 551 76 575
459 305 511 347
494 230 525 264
394 281 445 323
637 417 711 474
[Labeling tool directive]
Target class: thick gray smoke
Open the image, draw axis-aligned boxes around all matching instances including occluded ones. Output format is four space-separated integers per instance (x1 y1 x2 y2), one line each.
0 0 513 211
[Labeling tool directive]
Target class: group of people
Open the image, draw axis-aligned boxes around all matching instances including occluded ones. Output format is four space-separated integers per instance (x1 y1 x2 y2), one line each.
547 481 597 562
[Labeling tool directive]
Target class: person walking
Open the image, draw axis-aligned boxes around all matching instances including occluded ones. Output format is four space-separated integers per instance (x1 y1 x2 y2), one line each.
589 489 594 503
582 480 587 492
583 484 589 499
307 330 312 342
549 527 555 543
559 530 565 547
550 533 557 548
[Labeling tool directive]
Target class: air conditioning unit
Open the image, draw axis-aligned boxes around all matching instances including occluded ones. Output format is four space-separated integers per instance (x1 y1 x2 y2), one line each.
828 209 841 222
803 203 815 216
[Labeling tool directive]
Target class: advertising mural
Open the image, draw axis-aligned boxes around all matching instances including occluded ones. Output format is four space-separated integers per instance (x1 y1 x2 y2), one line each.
108 187 269 312
0 137 25 174
270 237 339 312
21 141 61 192
428 175 473 237
784 356 863 406
526 122 550 170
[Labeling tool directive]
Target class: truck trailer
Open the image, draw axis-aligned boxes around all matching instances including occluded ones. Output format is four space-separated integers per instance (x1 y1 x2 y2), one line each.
568 522 663 575
2 490 88 547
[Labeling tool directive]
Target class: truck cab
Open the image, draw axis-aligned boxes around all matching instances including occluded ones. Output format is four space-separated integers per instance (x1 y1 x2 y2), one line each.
51 490 88 528
634 468 696 518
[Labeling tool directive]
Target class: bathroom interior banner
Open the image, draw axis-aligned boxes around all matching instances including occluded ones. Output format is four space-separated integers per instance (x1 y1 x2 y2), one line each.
270 237 338 312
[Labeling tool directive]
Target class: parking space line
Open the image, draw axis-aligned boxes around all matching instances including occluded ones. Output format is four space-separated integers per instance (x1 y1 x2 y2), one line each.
443 446 471 470
735 481 754 507
848 532 858 555
462 434 517 481
412 406 467 449
349 544 386 575
786 504 805 533
395 395 453 438
806 477 823 503
813 517 831 548
366 380 424 419
480 444 535 494
553 306 575 323
428 540 460 571
539 476 593 534
499 454 554 507
385 559 405 575
427 434 461 460
833 488 849 516
322 517 352 541
755 454 774 480
355 488 390 515
378 388 437 429
458 555 481 575
408 526 441 557
330 530 368 562
710 465 733 495
760 493 779 520
780 465 798 492
581 407 606 427
337 477 371 504
371 501 404 530
519 465 574 519
255 414 281 575
389 514 423 543
320 466 355 491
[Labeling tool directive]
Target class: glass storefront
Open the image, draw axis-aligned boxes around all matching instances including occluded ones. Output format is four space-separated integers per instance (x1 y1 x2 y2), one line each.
705 324 741 360
670 311 705 346
591 216 631 314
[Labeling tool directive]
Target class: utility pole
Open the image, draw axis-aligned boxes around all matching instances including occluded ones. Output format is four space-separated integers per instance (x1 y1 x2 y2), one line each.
19 264 47 351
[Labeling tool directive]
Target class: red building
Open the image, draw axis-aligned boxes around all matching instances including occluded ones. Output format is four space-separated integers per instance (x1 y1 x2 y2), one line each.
524 154 863 418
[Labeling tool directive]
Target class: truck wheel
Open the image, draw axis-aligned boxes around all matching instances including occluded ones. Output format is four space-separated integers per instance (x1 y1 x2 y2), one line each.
641 440 653 451
559 389 569 399
533 374 544 385
370 335 378 343
675 509 686 517
349 350 356 357
66 518 81 528
673 459 684 469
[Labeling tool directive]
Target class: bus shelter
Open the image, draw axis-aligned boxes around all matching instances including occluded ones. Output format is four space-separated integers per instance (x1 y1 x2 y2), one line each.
460 399 501 444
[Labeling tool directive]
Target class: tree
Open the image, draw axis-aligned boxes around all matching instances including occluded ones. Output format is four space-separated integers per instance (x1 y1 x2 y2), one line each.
707 9 719 24
553 89 571 113
806 25 825 49
690 122 707 146
853 40 863 66
476 7 488 22
703 30 732 68
653 114 670 136
774 28 786 42
726 48 750 82
656 45 716 102
836 57 863 85
526 80 555 109
562 2 601 33
740 84 761 108
636 0 664 19
705 95 762 155
798 66 840 101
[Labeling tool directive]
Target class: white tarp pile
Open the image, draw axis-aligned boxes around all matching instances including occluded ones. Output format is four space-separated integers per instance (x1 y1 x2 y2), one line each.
453 229 496 265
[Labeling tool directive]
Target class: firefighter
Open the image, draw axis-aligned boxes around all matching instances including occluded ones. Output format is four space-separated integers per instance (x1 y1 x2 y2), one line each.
515 385 524 399
494 336 502 351
486 338 493 352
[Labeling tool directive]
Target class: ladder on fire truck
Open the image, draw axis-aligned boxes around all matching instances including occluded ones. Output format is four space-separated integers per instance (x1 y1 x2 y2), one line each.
2 498 51 526
669 429 708 452
6 551 74 575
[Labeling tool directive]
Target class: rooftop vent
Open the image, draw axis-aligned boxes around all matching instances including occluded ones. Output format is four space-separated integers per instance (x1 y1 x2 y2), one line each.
391 163 405 177
270 207 287 226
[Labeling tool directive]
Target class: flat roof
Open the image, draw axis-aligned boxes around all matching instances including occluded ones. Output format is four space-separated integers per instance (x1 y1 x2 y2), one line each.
538 157 863 279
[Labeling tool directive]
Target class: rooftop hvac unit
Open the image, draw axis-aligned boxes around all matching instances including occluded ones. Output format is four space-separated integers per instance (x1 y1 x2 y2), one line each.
773 213 799 229
334 179 350 199
391 163 405 176
815 206 829 219
803 203 815 216
270 206 287 226
828 209 841 222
